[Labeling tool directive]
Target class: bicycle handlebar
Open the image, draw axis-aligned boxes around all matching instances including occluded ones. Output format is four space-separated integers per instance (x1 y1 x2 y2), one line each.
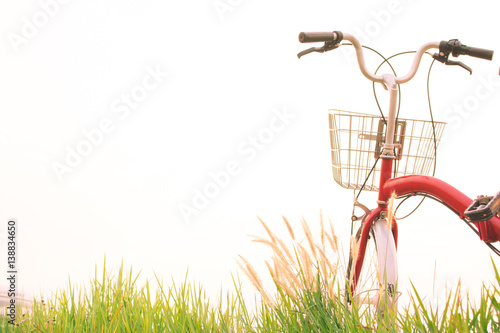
298 31 494 84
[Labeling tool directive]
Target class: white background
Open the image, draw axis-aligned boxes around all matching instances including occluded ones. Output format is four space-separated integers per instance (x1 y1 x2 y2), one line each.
1 0 500 309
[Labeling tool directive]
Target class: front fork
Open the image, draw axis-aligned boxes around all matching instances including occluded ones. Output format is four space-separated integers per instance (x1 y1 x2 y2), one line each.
351 196 398 294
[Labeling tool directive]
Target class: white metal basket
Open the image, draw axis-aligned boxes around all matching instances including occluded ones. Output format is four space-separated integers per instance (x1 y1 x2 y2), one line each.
329 110 446 191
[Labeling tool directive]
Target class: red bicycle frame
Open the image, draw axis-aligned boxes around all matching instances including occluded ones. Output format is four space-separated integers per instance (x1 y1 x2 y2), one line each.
352 157 500 291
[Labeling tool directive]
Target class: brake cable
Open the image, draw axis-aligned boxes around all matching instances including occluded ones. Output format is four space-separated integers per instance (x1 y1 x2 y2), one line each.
394 57 438 220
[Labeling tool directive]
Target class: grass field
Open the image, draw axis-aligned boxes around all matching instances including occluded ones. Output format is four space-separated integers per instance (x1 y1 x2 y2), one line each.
2 217 500 332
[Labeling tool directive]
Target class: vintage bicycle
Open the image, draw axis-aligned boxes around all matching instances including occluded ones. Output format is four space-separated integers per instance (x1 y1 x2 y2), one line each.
297 31 498 312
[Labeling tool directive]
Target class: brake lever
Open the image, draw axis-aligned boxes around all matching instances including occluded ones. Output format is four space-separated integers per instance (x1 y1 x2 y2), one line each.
297 40 340 59
433 52 473 75
445 60 472 75
297 46 323 59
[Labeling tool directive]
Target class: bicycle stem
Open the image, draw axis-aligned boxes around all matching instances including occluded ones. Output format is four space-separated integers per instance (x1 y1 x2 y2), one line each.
381 74 398 156
377 80 399 203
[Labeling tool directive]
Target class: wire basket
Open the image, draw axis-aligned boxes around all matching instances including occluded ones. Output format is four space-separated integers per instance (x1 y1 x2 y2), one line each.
329 110 446 191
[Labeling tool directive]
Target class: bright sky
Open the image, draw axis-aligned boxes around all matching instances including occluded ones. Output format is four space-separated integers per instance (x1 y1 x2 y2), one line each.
1 0 500 310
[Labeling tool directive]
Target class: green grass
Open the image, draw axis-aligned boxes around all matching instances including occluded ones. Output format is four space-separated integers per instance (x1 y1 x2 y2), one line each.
3 215 500 332
2 259 500 332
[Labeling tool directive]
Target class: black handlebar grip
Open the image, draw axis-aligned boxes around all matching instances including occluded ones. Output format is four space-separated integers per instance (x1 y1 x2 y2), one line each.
299 31 337 43
466 46 494 60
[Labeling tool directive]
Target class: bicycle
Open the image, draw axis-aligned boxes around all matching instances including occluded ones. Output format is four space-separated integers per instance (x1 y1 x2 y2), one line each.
297 30 498 314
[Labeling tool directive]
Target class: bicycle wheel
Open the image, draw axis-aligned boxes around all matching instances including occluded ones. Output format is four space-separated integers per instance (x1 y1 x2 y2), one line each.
346 218 398 315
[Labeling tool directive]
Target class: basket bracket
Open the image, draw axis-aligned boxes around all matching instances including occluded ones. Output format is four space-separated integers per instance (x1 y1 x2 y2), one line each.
375 119 406 160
